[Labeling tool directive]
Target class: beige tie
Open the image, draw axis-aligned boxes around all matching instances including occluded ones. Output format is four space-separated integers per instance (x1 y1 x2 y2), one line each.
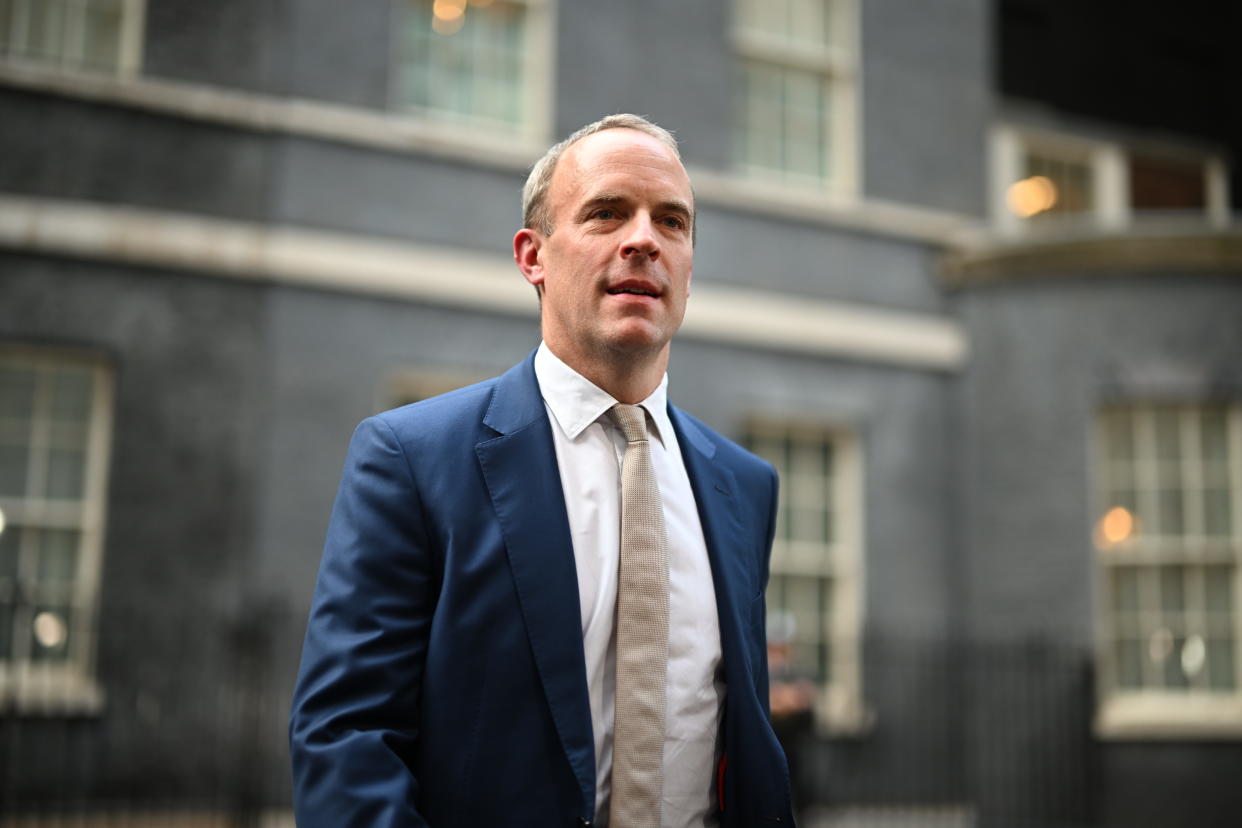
607 403 669 827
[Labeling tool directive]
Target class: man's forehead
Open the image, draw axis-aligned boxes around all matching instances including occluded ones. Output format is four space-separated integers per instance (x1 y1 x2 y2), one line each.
554 128 691 198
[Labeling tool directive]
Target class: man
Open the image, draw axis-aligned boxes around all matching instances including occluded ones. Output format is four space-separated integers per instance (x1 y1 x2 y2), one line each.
289 114 794 827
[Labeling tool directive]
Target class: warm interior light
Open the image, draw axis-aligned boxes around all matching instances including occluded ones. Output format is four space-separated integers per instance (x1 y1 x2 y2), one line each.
432 9 466 34
433 0 466 20
1097 506 1135 546
33 611 68 650
1006 175 1058 218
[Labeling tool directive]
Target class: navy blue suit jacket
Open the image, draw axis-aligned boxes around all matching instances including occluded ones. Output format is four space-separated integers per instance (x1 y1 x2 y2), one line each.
289 353 794 826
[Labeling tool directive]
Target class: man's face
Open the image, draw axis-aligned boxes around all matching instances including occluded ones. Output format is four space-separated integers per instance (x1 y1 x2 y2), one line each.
517 128 694 373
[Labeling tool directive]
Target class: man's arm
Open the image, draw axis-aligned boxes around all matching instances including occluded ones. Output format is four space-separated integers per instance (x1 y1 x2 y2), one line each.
289 415 436 827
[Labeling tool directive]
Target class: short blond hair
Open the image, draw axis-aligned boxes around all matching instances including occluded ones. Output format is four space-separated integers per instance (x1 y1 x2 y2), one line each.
521 114 688 237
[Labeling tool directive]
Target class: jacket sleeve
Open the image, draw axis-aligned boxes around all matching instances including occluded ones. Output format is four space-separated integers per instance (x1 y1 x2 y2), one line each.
289 415 436 827
754 463 780 717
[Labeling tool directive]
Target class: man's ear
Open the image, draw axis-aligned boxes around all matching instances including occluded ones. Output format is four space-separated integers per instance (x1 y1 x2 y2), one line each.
513 228 544 289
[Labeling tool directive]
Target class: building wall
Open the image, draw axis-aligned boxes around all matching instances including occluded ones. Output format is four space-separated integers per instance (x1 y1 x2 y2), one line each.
957 266 1242 826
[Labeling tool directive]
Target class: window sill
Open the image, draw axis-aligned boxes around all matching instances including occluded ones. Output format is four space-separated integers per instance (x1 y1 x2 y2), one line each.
815 687 876 738
0 59 545 174
0 668 105 717
691 166 981 246
1095 693 1242 740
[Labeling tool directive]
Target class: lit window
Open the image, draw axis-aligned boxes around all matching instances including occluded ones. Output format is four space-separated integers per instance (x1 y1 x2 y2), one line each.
0 0 145 75
996 126 1228 230
746 421 864 730
0 348 113 709
1095 403 1242 734
732 0 857 190
391 0 547 135
1019 149 1095 219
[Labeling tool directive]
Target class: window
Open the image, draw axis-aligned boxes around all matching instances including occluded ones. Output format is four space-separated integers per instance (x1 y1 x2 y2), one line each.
1094 403 1242 735
0 348 113 710
0 0 145 75
993 125 1229 232
732 0 857 191
746 420 865 731
390 0 548 136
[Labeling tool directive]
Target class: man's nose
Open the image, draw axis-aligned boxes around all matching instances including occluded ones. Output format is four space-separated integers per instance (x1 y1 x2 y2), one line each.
620 213 660 261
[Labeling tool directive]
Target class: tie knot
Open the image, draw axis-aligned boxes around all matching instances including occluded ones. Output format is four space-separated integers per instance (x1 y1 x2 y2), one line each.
608 403 649 444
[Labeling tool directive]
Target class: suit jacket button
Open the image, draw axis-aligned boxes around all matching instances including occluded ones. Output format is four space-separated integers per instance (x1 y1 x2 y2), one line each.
577 820 592 826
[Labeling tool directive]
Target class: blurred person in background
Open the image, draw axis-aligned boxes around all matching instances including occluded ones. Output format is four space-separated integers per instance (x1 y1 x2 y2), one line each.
289 114 794 827
767 610 817 822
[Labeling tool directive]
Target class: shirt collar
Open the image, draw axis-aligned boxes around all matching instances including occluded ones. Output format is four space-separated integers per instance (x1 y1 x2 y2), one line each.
533 341 672 447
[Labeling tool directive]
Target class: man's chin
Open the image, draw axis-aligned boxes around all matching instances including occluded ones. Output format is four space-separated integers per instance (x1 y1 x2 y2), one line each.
603 322 674 355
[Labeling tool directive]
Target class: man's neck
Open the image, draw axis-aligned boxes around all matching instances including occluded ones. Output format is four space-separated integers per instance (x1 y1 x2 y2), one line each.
542 340 668 404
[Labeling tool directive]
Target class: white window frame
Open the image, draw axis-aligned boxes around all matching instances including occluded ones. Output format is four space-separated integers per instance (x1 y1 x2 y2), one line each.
0 0 145 78
731 0 859 196
747 418 867 733
0 346 113 714
387 0 553 144
990 123 1231 236
1092 402 1242 738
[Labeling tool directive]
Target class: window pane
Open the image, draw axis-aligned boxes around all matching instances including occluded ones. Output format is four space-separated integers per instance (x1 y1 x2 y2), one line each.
44 447 86 499
1117 638 1143 689
1025 152 1093 216
1203 489 1232 536
0 443 30 497
1155 489 1184 536
22 0 67 59
1159 566 1185 615
1161 634 1189 689
1204 566 1233 616
38 528 79 585
1112 566 1141 614
81 0 122 68
0 364 37 419
0 525 19 581
1207 637 1236 691
51 365 94 423
1129 155 1207 212
395 0 526 128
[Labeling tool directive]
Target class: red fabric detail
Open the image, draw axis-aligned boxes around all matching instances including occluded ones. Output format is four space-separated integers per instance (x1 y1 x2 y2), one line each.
717 752 728 812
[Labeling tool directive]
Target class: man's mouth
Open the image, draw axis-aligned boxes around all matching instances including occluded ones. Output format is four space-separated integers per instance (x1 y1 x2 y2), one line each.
607 287 659 297
606 280 662 298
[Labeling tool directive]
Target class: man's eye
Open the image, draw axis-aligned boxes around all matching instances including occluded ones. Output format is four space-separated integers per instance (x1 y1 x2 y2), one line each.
661 216 687 230
593 208 617 220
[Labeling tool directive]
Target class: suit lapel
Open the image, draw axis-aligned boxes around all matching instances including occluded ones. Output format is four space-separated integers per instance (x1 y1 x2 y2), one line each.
669 407 755 683
475 356 596 817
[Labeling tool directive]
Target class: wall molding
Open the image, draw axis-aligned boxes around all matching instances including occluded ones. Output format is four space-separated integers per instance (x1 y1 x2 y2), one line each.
0 61 984 246
0 195 968 370
943 227 1242 285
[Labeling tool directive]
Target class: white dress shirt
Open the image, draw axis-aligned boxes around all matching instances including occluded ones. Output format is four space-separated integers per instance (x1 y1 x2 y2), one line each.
533 343 725 828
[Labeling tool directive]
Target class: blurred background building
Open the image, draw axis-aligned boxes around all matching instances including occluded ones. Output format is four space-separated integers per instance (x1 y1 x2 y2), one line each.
1 0 1239 825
